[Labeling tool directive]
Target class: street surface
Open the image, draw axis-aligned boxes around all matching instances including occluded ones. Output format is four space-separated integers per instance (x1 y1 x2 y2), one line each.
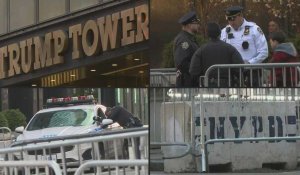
151 171 300 175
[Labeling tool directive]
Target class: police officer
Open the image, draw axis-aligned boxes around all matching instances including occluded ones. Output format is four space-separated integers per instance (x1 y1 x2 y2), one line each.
174 11 200 87
105 106 143 159
220 6 268 87
105 106 143 128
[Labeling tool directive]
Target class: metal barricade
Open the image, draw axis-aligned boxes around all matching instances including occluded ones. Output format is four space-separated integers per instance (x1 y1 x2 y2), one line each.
202 63 300 87
150 142 191 160
197 88 300 172
74 160 148 175
150 68 176 87
0 161 62 175
0 127 148 175
150 88 300 172
0 127 12 149
150 88 203 172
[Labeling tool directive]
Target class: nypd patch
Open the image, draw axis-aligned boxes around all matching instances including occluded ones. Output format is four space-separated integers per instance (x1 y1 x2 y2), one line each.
257 27 263 35
181 42 189 50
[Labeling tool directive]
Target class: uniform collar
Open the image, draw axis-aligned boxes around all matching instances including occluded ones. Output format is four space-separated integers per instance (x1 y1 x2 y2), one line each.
235 19 246 31
239 19 246 30
229 19 253 31
182 30 197 41
240 19 255 29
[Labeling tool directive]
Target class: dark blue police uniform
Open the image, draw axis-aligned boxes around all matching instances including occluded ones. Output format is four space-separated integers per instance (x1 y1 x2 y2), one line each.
173 11 200 87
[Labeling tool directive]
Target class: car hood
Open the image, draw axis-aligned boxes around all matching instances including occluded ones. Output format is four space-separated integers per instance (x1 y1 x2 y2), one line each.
17 125 97 141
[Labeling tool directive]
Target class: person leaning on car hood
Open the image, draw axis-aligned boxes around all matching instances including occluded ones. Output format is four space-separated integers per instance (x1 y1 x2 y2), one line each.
105 106 143 128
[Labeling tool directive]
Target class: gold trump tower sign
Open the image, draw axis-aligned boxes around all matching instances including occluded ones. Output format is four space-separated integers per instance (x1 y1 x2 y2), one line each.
0 4 149 80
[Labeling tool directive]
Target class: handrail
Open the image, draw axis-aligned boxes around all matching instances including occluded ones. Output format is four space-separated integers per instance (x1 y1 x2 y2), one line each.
0 130 148 154
202 136 300 173
204 63 300 87
11 127 147 147
205 63 300 73
1 128 148 175
0 161 62 175
150 142 191 159
74 160 148 175
150 72 176 75
150 69 177 87
150 68 176 72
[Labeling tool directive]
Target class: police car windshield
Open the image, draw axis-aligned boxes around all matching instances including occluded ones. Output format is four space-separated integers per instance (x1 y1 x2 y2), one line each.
26 109 94 131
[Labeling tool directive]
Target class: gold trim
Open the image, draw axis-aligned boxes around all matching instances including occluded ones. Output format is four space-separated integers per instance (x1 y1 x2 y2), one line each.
101 63 148 75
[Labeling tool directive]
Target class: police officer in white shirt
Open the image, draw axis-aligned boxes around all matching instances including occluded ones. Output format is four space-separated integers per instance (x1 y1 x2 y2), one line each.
220 6 268 87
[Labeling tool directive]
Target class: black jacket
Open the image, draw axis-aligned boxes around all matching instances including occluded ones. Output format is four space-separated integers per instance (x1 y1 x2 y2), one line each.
107 106 142 128
173 31 199 87
189 39 244 86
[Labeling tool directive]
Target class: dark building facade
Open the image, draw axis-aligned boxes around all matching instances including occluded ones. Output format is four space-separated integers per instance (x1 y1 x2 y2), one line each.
0 0 149 87
0 88 148 124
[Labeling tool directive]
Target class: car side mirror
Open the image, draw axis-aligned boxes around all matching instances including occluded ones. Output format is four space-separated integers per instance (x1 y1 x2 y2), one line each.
102 119 113 126
15 126 24 134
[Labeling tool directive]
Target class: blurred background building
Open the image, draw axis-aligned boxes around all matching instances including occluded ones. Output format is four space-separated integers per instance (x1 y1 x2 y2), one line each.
0 88 149 125
150 0 300 68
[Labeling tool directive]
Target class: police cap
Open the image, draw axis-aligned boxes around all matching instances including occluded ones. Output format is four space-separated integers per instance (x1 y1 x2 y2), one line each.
178 11 200 25
225 6 243 17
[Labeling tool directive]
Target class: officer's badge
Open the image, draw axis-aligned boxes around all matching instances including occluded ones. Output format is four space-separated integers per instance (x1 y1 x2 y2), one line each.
181 42 189 50
257 27 263 35
226 27 231 33
244 26 250 35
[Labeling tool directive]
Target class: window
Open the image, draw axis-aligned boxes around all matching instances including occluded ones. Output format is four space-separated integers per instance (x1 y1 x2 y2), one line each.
10 0 35 31
0 0 7 34
27 108 94 131
0 0 117 35
39 0 66 22
70 0 99 12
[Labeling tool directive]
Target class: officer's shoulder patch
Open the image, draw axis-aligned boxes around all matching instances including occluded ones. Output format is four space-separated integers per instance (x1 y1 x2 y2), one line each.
181 42 189 50
257 27 263 35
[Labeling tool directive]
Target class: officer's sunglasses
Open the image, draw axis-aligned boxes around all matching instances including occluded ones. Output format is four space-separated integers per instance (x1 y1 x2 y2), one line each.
190 20 200 24
226 14 239 21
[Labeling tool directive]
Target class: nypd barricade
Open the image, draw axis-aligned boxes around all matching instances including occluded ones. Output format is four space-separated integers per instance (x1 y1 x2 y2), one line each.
1 128 148 174
150 68 177 87
200 63 300 87
150 62 300 87
150 88 300 172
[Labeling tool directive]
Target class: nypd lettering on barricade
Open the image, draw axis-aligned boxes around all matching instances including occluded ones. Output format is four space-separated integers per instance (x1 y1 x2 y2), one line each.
160 99 298 172
0 4 149 80
193 101 297 144
195 115 297 143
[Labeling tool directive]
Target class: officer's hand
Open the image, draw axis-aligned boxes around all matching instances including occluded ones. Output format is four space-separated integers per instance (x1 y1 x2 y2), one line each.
93 116 105 125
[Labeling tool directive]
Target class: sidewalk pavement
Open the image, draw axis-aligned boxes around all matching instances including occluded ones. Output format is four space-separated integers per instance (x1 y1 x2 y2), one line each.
150 171 300 175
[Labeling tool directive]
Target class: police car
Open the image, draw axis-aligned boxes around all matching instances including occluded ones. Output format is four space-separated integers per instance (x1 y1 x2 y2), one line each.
12 95 127 167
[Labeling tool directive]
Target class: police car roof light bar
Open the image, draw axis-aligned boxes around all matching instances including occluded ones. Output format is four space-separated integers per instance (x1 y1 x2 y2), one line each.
46 95 95 108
